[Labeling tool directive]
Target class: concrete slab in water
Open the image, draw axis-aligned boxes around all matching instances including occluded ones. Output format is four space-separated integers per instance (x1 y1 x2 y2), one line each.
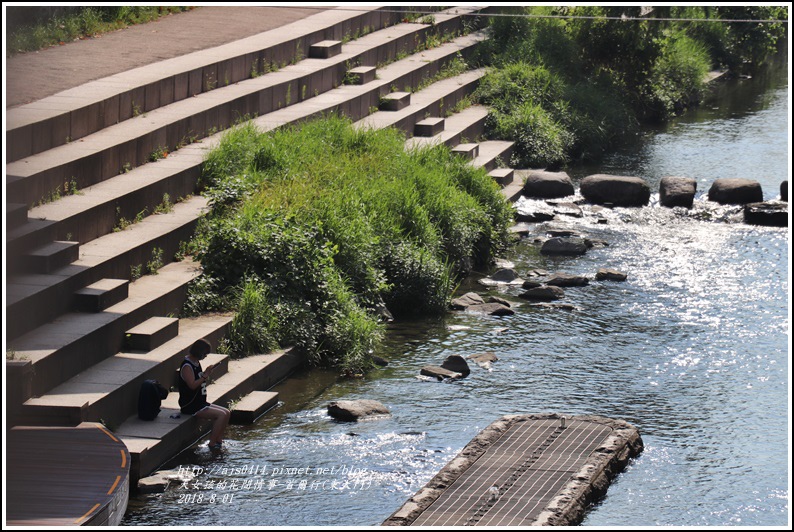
384 413 643 526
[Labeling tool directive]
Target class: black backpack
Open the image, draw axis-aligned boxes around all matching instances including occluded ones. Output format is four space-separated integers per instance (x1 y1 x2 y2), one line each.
138 379 169 420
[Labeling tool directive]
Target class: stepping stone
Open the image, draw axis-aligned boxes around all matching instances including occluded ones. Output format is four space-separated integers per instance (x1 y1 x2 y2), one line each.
74 279 129 312
489 168 514 187
124 317 179 352
7 203 27 230
346 66 376 85
379 92 411 111
414 117 445 137
24 241 79 274
595 268 628 282
452 143 479 160
230 391 279 424
309 40 342 59
420 366 463 380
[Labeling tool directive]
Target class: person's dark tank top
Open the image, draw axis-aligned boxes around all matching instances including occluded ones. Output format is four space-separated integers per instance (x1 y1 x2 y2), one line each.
178 357 209 415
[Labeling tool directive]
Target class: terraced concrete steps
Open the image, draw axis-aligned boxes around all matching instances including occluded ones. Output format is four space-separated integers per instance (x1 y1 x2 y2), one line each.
22 240 79 274
7 196 208 340
5 8 486 207
405 105 489 151
7 259 204 400
230 391 280 424
74 279 130 313
6 6 413 162
125 317 180 352
118 347 304 482
19 315 232 429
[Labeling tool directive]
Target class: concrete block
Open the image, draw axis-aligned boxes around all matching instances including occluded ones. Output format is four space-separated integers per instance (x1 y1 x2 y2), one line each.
489 168 515 187
103 94 121 128
230 391 279 424
414 117 445 137
347 66 377 85
188 67 204 97
7 203 28 230
380 91 411 111
144 81 161 113
159 77 175 108
125 317 180 352
24 241 80 274
309 40 343 59
74 279 129 313
174 72 189 102
452 143 479 160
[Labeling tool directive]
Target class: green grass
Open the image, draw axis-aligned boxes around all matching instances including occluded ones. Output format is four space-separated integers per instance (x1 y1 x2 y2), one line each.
7 6 194 57
189 116 513 372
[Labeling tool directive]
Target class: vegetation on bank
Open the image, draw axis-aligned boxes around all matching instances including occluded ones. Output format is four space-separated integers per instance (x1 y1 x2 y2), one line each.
6 6 194 57
184 117 513 372
474 5 788 168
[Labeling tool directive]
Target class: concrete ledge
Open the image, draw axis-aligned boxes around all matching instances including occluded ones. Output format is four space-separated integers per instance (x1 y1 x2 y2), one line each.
470 140 514 173
384 413 643 526
347 66 377 85
125 317 180 352
230 391 280 424
380 91 411 111
489 168 515 187
414 117 445 137
23 240 79 274
74 279 129 313
452 142 479 160
7 203 28 230
309 40 342 59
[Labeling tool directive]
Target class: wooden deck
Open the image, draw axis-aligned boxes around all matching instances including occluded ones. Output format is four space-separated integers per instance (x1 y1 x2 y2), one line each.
385 414 643 526
6 422 130 526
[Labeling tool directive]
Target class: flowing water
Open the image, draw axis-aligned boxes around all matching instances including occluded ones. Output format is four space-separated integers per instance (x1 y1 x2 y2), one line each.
124 62 789 527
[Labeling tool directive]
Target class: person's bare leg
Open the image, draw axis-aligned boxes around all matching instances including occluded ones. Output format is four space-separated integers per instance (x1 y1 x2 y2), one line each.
195 405 230 446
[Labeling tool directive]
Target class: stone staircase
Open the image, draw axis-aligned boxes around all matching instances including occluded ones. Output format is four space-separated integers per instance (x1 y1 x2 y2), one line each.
5 6 518 486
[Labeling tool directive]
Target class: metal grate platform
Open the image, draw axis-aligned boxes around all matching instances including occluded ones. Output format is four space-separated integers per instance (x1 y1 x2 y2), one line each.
412 418 613 526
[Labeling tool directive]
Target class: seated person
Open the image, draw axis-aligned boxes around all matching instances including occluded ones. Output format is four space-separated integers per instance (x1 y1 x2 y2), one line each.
179 339 230 451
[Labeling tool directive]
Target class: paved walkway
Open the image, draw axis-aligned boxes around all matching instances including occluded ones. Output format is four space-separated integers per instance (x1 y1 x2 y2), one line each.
5 6 322 108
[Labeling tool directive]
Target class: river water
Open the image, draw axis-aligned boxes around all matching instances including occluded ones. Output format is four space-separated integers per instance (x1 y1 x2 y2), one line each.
124 62 789 527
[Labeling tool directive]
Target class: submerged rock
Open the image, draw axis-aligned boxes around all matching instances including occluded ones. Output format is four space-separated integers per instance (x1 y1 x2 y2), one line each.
529 302 580 311
708 178 763 205
660 176 697 209
488 296 512 308
780 180 788 202
744 202 788 227
441 355 471 377
467 303 515 316
478 268 523 286
328 400 390 421
540 237 588 256
468 352 499 366
372 356 390 367
580 174 651 207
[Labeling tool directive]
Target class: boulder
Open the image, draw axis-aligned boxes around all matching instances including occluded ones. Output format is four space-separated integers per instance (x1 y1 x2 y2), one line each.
467 303 515 316
522 280 543 290
522 170 575 199
546 273 590 287
519 285 565 301
596 268 627 281
540 237 588 256
708 178 763 205
515 207 555 223
781 180 788 202
659 176 697 208
450 292 485 310
580 174 651 207
551 202 583 218
743 202 788 227
420 366 463 380
328 400 390 421
372 356 390 367
441 355 471 377
585 238 609 249
547 229 583 238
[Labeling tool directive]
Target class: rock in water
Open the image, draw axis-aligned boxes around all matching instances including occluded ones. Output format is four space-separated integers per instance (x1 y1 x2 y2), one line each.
468 352 499 369
522 170 575 199
545 273 590 287
328 400 390 421
450 292 485 310
659 176 697 209
420 366 463 380
780 180 788 202
744 202 788 227
540 237 588 256
580 174 651 207
441 355 471 377
708 178 763 205
596 268 627 281
519 285 565 301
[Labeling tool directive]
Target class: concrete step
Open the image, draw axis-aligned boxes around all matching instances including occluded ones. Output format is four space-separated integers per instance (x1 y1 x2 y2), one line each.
469 140 515 173
405 105 489 151
452 142 480 160
5 6 414 162
74 279 130 313
309 40 342 59
118 347 305 483
125 317 180 352
230 391 280 424
6 259 204 401
22 240 79 274
18 315 232 429
346 66 377 85
7 203 28 230
414 117 445 137
354 68 486 137
489 168 515 187
380 91 412 111
5 8 487 207
6 196 207 340
500 171 526 203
